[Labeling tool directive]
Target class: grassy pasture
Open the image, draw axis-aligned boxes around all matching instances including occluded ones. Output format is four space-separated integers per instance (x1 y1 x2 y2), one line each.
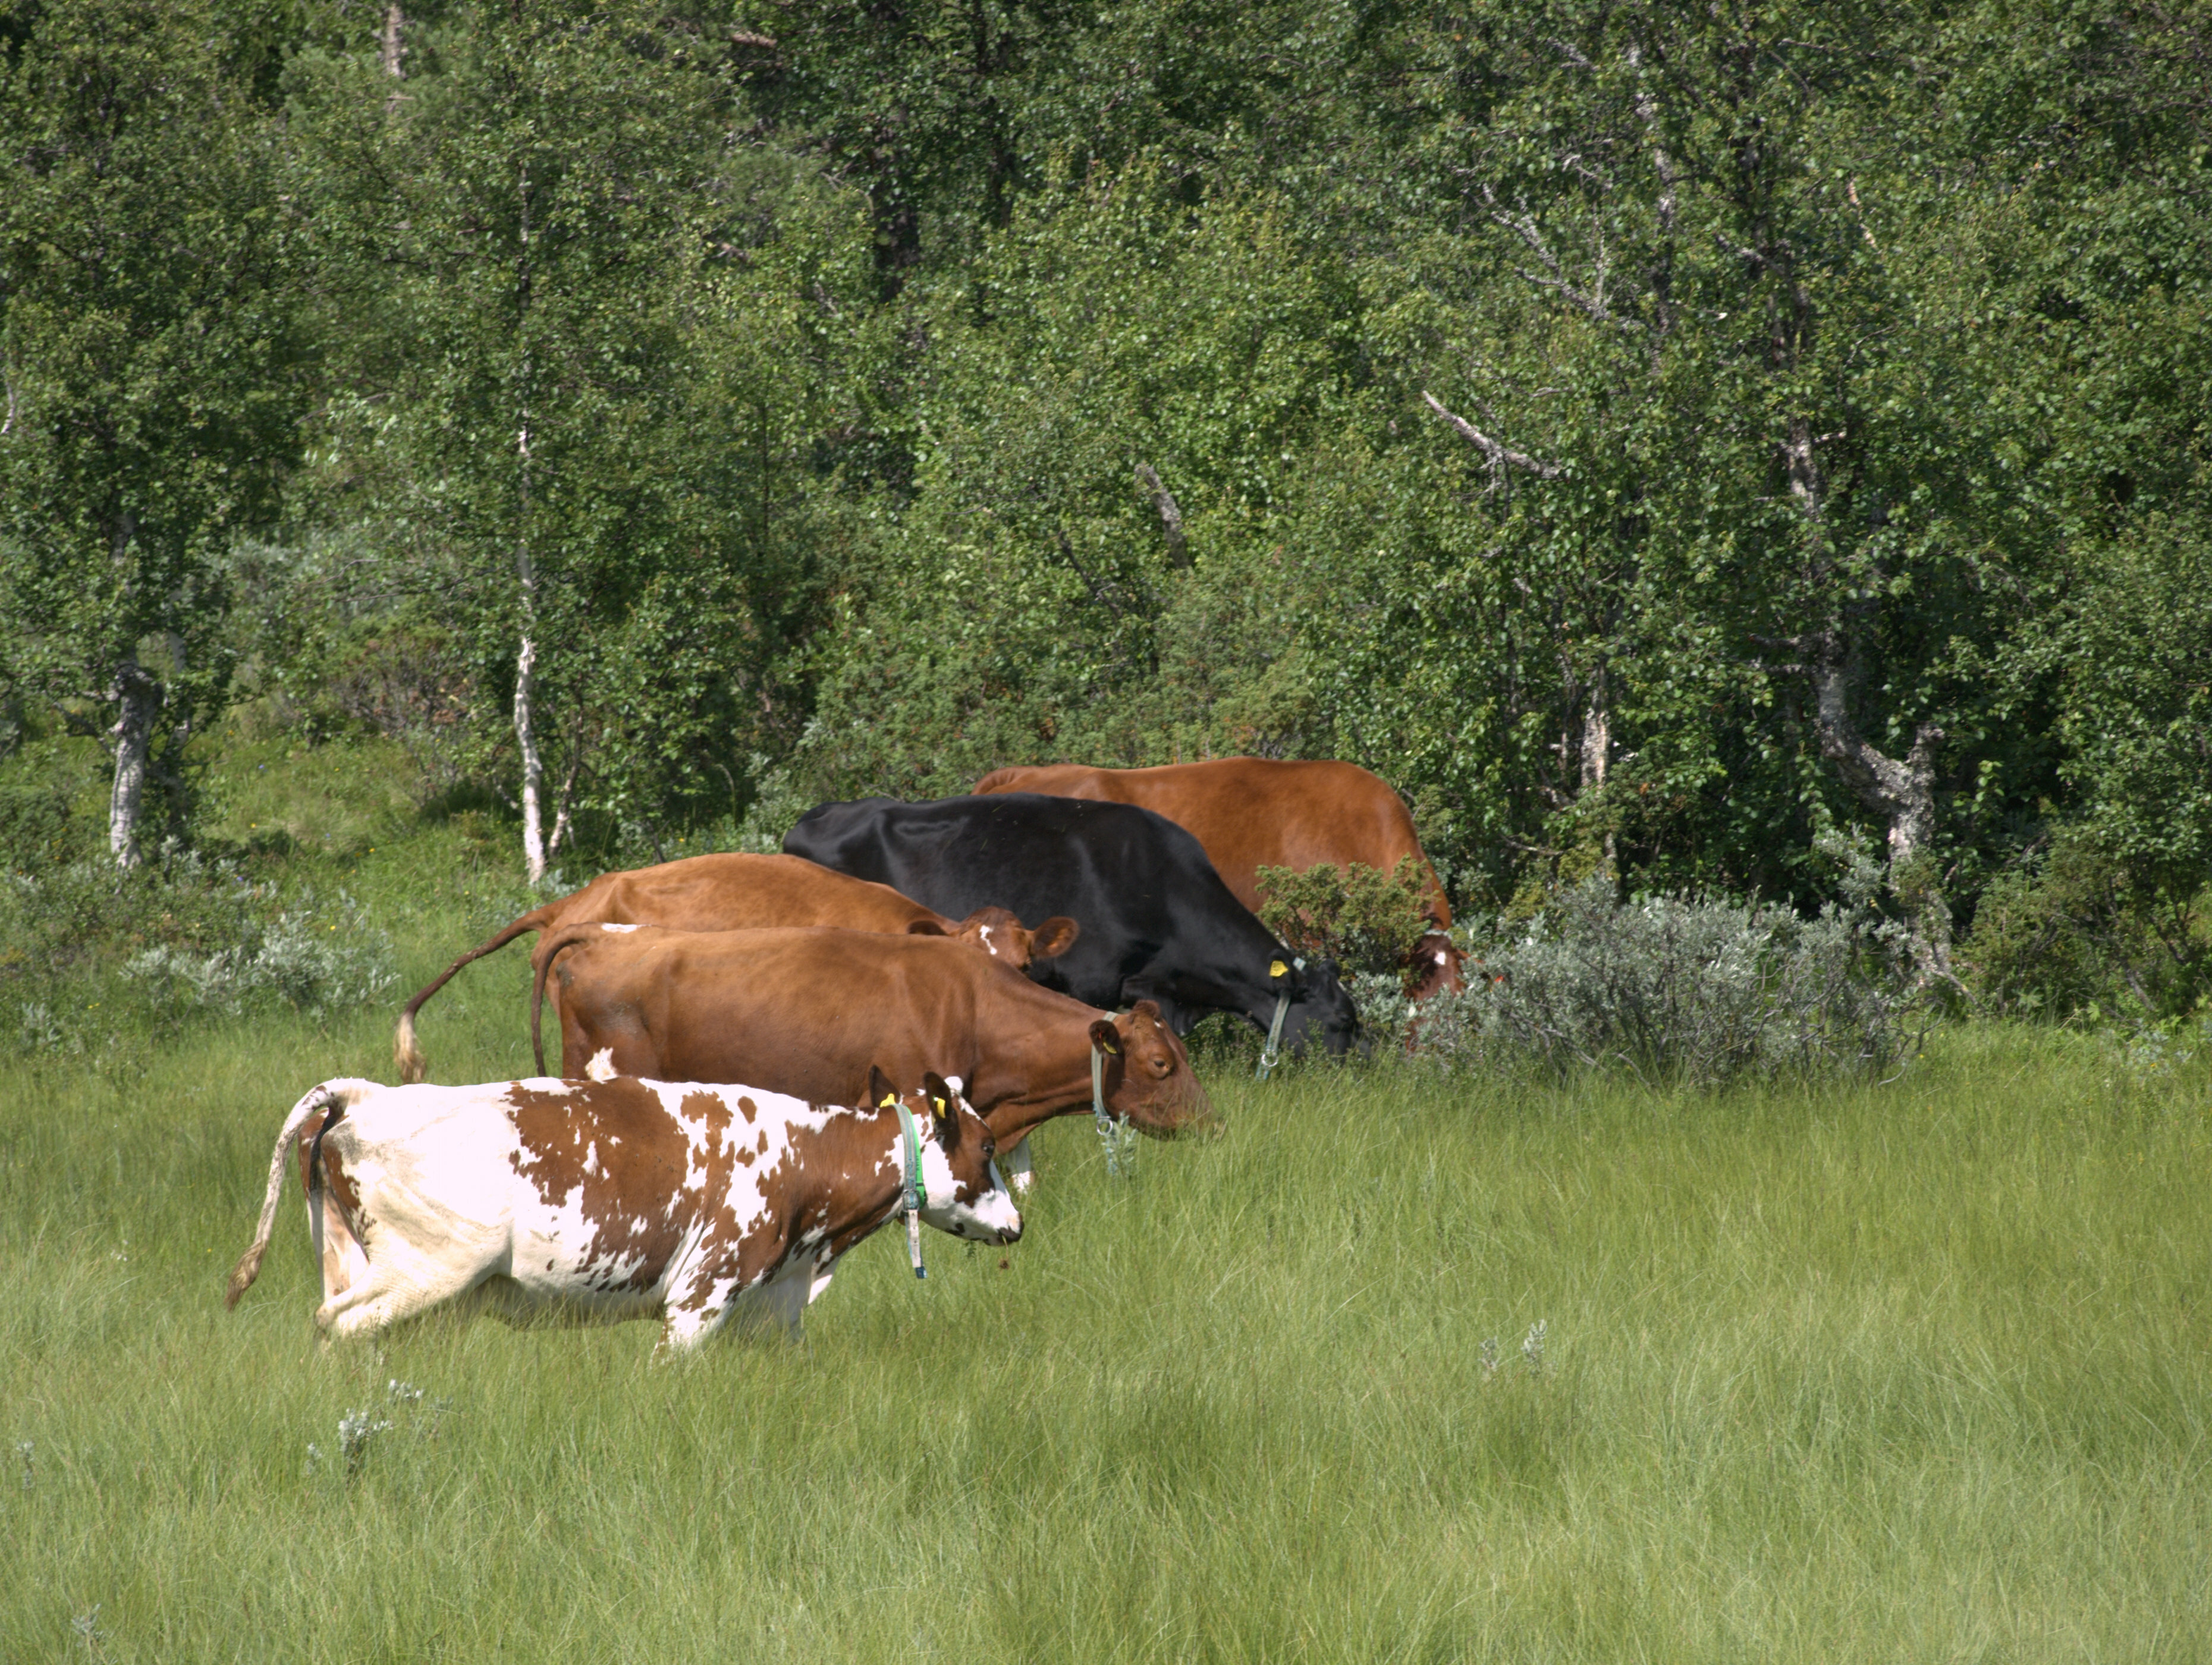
2 731 2208 1660
7 968 2211 1660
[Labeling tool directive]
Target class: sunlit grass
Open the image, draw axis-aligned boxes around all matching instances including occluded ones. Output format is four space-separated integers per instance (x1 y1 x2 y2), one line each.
5 734 2208 1659
6 990 2210 1661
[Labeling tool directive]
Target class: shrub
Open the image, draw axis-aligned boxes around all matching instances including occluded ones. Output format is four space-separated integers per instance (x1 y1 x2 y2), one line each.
0 783 76 872
121 896 397 1018
1961 828 2210 1021
1414 879 1910 1088
0 844 398 1051
1256 857 1434 979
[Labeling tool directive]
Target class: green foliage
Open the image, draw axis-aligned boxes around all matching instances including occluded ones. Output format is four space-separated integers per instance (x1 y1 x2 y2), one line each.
5 0 2208 982
1256 857 1434 979
0 0 306 853
281 0 868 853
0 778 74 872
1962 826 2211 1022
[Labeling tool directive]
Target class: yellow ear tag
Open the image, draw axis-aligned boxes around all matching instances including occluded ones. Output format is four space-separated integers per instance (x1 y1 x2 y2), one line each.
879 1094 899 1109
1270 960 1288 979
931 1095 948 1122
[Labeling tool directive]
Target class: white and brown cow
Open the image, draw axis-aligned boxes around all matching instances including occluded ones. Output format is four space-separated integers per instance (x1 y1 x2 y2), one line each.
225 1067 1021 1351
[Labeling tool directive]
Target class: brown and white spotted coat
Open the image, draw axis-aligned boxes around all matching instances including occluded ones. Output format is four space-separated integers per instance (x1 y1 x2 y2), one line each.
225 1070 1020 1351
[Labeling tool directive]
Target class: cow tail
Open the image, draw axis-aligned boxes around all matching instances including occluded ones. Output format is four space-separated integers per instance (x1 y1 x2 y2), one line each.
394 906 561 1084
225 1080 365 1308
530 922 604 1077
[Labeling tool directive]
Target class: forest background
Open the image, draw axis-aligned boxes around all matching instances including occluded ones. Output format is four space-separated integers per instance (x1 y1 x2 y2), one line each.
2 0 2208 1023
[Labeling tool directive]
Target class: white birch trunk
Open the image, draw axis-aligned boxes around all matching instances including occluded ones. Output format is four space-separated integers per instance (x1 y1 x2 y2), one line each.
514 635 547 885
108 660 158 870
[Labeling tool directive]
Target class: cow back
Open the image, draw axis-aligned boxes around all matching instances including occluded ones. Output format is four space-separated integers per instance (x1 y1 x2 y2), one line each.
974 758 1450 929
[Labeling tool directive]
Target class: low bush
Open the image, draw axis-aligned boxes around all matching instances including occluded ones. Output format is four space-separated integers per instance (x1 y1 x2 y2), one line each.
1256 857 1434 980
121 893 397 1019
0 844 398 1054
1411 879 1911 1088
1960 827 2210 1021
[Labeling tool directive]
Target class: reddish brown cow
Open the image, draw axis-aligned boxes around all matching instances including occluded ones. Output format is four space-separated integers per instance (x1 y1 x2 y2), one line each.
395 852 1077 1083
532 924 1213 1152
973 758 1463 998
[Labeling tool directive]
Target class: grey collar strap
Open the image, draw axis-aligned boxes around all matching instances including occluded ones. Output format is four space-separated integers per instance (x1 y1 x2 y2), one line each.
1091 1044 1110 1135
1092 1041 1135 1179
894 1100 927 1280
1256 957 1305 1080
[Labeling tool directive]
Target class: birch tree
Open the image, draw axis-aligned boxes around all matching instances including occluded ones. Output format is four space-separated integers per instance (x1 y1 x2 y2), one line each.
0 0 300 865
291 1 753 879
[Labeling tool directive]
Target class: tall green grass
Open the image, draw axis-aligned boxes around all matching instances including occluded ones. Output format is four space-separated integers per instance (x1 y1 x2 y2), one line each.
5 730 2208 1659
6 985 2209 1660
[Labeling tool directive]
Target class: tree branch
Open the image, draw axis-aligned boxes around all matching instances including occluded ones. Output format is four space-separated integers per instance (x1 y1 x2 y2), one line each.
1133 461 1190 570
1421 391 1563 486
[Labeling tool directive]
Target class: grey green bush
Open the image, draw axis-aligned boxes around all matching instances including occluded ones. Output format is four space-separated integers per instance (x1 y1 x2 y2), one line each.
1409 879 1911 1088
0 845 398 1051
121 893 397 1019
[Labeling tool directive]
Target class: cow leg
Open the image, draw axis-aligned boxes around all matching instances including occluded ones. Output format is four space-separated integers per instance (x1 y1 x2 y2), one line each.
656 1249 751 1354
310 1189 371 1305
318 1262 478 1342
317 1234 508 1343
1004 1135 1035 1193
743 1258 816 1340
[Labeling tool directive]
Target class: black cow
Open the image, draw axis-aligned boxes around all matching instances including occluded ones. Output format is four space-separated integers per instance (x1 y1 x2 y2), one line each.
784 793 1360 1057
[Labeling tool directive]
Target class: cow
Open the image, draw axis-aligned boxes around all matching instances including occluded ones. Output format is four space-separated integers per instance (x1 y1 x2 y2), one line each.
394 850 1078 1083
783 793 1362 1057
972 759 1464 1000
224 1066 1021 1351
532 923 1215 1187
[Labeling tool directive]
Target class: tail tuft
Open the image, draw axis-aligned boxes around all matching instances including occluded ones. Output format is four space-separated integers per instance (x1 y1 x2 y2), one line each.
395 1010 426 1084
224 1242 268 1308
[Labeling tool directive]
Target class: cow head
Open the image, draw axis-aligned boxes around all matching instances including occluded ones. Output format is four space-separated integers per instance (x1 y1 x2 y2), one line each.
1406 931 1466 1002
871 1066 1023 1245
1089 1000 1217 1136
926 906 1080 972
1274 956 1364 1058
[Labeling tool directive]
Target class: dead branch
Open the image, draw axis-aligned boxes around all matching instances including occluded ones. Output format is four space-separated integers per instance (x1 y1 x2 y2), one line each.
1421 391 1563 486
1133 461 1190 570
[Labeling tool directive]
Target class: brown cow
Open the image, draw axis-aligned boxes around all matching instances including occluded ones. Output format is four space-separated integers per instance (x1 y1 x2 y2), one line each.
973 758 1463 999
395 852 1077 1083
532 925 1213 1166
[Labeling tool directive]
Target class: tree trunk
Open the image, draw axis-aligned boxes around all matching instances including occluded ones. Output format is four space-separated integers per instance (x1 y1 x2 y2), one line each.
514 634 547 884
513 160 543 883
380 6 405 80
1578 671 1617 875
108 659 159 870
1135 461 1190 570
1803 632 1952 980
1779 420 1953 981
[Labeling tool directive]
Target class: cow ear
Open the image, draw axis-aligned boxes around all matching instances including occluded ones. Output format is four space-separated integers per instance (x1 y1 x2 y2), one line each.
867 1064 899 1110
1088 1017 1122 1057
922 1071 959 1142
1029 916 1080 959
905 918 949 936
1130 999 1161 1028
